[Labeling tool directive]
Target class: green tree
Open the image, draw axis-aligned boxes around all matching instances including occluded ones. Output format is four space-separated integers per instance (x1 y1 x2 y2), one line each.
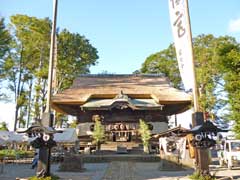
1 15 51 131
216 36 240 137
141 44 182 89
0 17 11 99
0 122 9 131
0 14 98 131
141 34 239 124
56 29 98 91
92 115 105 151
193 34 225 116
0 18 11 58
139 119 151 153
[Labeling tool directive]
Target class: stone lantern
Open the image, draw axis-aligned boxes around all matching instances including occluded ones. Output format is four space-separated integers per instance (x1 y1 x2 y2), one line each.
18 122 62 177
188 120 228 149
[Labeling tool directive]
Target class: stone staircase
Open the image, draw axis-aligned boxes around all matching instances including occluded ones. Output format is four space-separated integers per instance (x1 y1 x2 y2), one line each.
100 141 143 154
79 141 162 163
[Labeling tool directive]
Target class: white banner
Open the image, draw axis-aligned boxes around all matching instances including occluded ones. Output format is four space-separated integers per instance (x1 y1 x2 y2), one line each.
168 0 195 91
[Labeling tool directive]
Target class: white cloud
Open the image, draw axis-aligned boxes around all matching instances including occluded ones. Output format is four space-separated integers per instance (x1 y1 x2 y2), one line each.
228 18 240 33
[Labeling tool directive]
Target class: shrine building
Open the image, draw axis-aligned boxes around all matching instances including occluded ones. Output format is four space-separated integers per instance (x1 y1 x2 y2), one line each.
51 74 191 146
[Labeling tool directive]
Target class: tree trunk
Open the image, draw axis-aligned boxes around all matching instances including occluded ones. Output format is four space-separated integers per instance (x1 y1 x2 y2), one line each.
14 46 24 131
34 50 43 120
13 105 19 131
26 79 33 127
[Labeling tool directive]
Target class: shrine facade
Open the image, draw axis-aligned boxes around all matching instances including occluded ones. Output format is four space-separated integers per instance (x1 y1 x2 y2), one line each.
52 74 191 143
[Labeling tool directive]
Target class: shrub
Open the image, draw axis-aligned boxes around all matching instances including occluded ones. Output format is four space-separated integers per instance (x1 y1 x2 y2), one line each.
92 115 105 151
138 119 151 153
0 149 34 159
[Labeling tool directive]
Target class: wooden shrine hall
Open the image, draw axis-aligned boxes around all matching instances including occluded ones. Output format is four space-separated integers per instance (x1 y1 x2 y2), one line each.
51 74 191 144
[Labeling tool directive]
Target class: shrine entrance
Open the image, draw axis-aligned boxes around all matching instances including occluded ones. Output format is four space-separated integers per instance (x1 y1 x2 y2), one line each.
52 75 192 152
105 123 139 142
111 131 132 142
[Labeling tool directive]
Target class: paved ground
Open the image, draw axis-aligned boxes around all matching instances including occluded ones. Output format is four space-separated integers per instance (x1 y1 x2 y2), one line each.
0 163 108 180
210 165 240 180
1 162 240 180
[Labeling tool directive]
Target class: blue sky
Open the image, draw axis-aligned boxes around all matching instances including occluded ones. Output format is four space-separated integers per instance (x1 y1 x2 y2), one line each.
1 0 240 74
1 0 240 130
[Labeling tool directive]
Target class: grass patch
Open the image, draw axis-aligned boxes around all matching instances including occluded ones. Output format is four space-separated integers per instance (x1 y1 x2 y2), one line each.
189 171 216 180
28 175 60 180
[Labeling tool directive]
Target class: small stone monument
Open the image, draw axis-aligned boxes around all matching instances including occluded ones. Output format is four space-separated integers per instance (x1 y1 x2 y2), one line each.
59 153 85 172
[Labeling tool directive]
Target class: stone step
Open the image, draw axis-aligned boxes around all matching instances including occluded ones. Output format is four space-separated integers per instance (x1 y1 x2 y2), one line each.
82 154 161 163
101 142 142 151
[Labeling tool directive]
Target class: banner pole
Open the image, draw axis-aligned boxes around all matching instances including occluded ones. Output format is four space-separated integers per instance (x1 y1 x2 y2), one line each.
185 0 199 112
185 0 209 174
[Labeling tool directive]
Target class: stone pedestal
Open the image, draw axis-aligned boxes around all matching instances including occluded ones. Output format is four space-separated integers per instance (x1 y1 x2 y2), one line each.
59 153 85 172
37 147 50 177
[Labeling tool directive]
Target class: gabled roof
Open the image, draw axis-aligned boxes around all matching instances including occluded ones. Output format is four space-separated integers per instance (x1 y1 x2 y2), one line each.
54 128 78 143
0 131 27 144
152 126 190 138
189 121 228 135
51 74 192 115
81 91 164 110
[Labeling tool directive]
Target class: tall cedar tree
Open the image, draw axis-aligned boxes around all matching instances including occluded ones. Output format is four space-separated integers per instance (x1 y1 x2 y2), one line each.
0 18 11 99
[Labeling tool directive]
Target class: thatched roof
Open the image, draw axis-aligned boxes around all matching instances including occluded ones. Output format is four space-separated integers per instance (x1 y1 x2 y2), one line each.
51 74 192 115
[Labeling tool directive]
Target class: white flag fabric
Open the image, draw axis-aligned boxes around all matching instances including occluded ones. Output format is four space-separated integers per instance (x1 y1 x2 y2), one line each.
168 0 195 91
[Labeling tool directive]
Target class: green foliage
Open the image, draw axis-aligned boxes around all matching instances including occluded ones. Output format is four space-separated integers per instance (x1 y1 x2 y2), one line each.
28 175 59 180
0 15 52 130
69 120 78 128
0 14 98 129
0 17 11 59
0 122 9 131
0 17 11 98
55 112 68 128
56 29 98 91
138 119 151 147
92 117 105 146
0 149 34 159
216 36 240 137
141 34 240 129
189 171 216 180
141 44 182 89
